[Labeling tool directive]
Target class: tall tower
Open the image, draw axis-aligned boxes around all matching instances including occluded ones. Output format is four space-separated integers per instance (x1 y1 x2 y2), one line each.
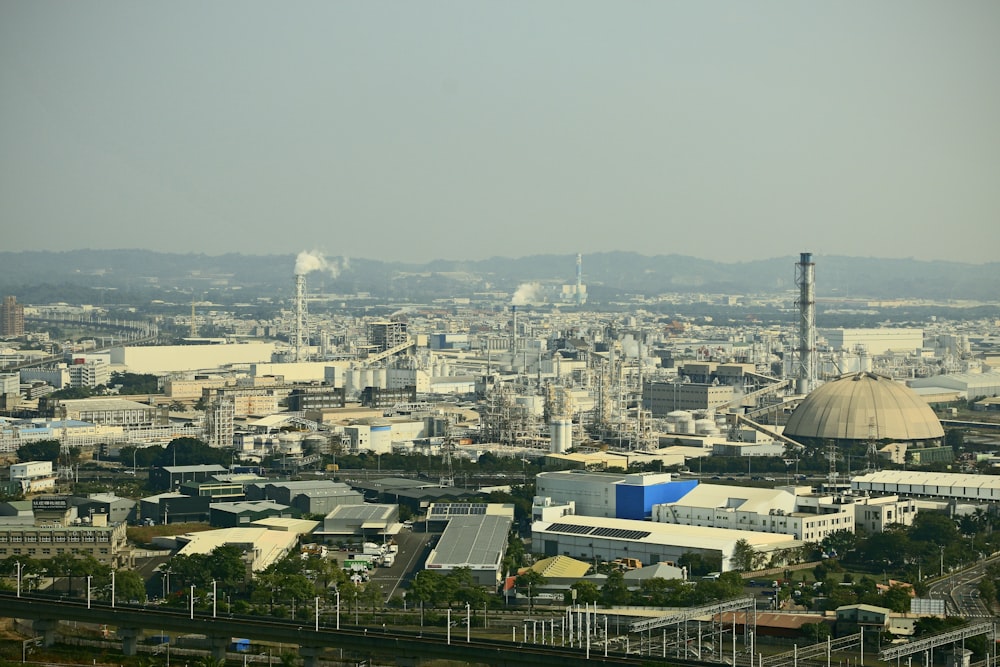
510 306 518 354
575 254 584 306
294 273 307 362
794 252 817 394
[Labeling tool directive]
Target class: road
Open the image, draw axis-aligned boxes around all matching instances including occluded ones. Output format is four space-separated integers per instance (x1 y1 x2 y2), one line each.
926 554 997 618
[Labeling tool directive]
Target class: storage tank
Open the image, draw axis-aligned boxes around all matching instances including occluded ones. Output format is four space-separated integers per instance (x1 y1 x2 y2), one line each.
695 419 716 435
362 369 375 389
666 410 692 424
550 419 572 453
277 433 303 454
676 414 694 434
374 367 387 389
303 433 328 453
347 369 362 393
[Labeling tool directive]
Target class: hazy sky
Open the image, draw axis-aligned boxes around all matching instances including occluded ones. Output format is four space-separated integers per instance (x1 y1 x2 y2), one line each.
2 2 998 264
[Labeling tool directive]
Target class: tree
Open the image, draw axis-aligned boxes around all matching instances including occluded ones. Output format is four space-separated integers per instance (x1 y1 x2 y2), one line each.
908 512 960 547
566 580 601 605
600 570 630 607
516 570 547 612
408 570 445 607
820 529 857 558
113 570 148 603
730 538 762 572
16 440 61 463
156 437 230 467
945 429 965 452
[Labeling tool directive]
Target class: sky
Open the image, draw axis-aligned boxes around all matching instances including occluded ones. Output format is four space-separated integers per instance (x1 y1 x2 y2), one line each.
2 2 999 264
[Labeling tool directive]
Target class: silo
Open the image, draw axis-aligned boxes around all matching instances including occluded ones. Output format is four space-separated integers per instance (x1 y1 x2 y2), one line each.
695 418 716 435
362 368 374 389
347 369 362 393
304 433 328 454
278 432 303 454
550 419 572 453
676 413 694 434
374 367 387 389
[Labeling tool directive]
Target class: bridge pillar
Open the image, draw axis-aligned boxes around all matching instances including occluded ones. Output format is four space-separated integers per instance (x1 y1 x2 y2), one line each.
209 636 230 662
32 618 59 647
118 627 140 656
298 646 321 667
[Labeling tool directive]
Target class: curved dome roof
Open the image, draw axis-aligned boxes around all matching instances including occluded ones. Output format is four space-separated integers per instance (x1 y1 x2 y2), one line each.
784 372 944 442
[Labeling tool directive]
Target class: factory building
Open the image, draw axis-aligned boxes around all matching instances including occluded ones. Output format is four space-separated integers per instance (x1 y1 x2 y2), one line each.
531 515 799 572
908 371 1000 401
286 385 347 411
10 461 57 494
535 471 698 520
424 513 513 588
41 397 167 428
642 380 735 414
167 523 310 572
851 471 1000 503
651 484 855 543
820 328 924 356
109 341 277 374
209 500 294 528
0 495 130 567
315 504 399 541
368 321 408 353
20 366 70 390
149 464 228 492
245 480 364 514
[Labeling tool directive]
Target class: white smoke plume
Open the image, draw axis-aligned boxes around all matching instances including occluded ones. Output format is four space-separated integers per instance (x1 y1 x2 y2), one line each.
511 282 544 306
294 251 350 278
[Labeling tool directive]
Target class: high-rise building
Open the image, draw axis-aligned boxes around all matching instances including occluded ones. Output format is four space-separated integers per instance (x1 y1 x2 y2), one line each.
1 296 25 337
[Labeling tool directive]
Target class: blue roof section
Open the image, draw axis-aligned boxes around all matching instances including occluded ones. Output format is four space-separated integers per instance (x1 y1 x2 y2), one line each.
616 479 699 520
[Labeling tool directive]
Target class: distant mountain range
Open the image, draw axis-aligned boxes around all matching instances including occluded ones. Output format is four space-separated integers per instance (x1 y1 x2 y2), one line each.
0 249 996 304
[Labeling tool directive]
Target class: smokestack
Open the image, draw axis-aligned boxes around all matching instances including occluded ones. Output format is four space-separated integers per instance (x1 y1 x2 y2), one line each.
795 252 816 394
510 305 518 355
294 273 307 362
576 253 583 306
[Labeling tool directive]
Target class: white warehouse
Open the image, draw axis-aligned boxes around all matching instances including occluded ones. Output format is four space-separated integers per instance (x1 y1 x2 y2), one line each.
532 515 800 573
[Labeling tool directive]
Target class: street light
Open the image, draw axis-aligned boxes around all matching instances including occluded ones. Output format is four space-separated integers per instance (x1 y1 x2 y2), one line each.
335 589 340 630
190 585 195 619
465 602 470 643
87 575 92 609
111 570 116 608
15 561 22 598
212 580 217 618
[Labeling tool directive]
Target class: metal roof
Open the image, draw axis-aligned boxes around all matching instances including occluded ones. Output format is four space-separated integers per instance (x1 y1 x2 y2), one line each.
784 372 943 441
426 514 512 568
